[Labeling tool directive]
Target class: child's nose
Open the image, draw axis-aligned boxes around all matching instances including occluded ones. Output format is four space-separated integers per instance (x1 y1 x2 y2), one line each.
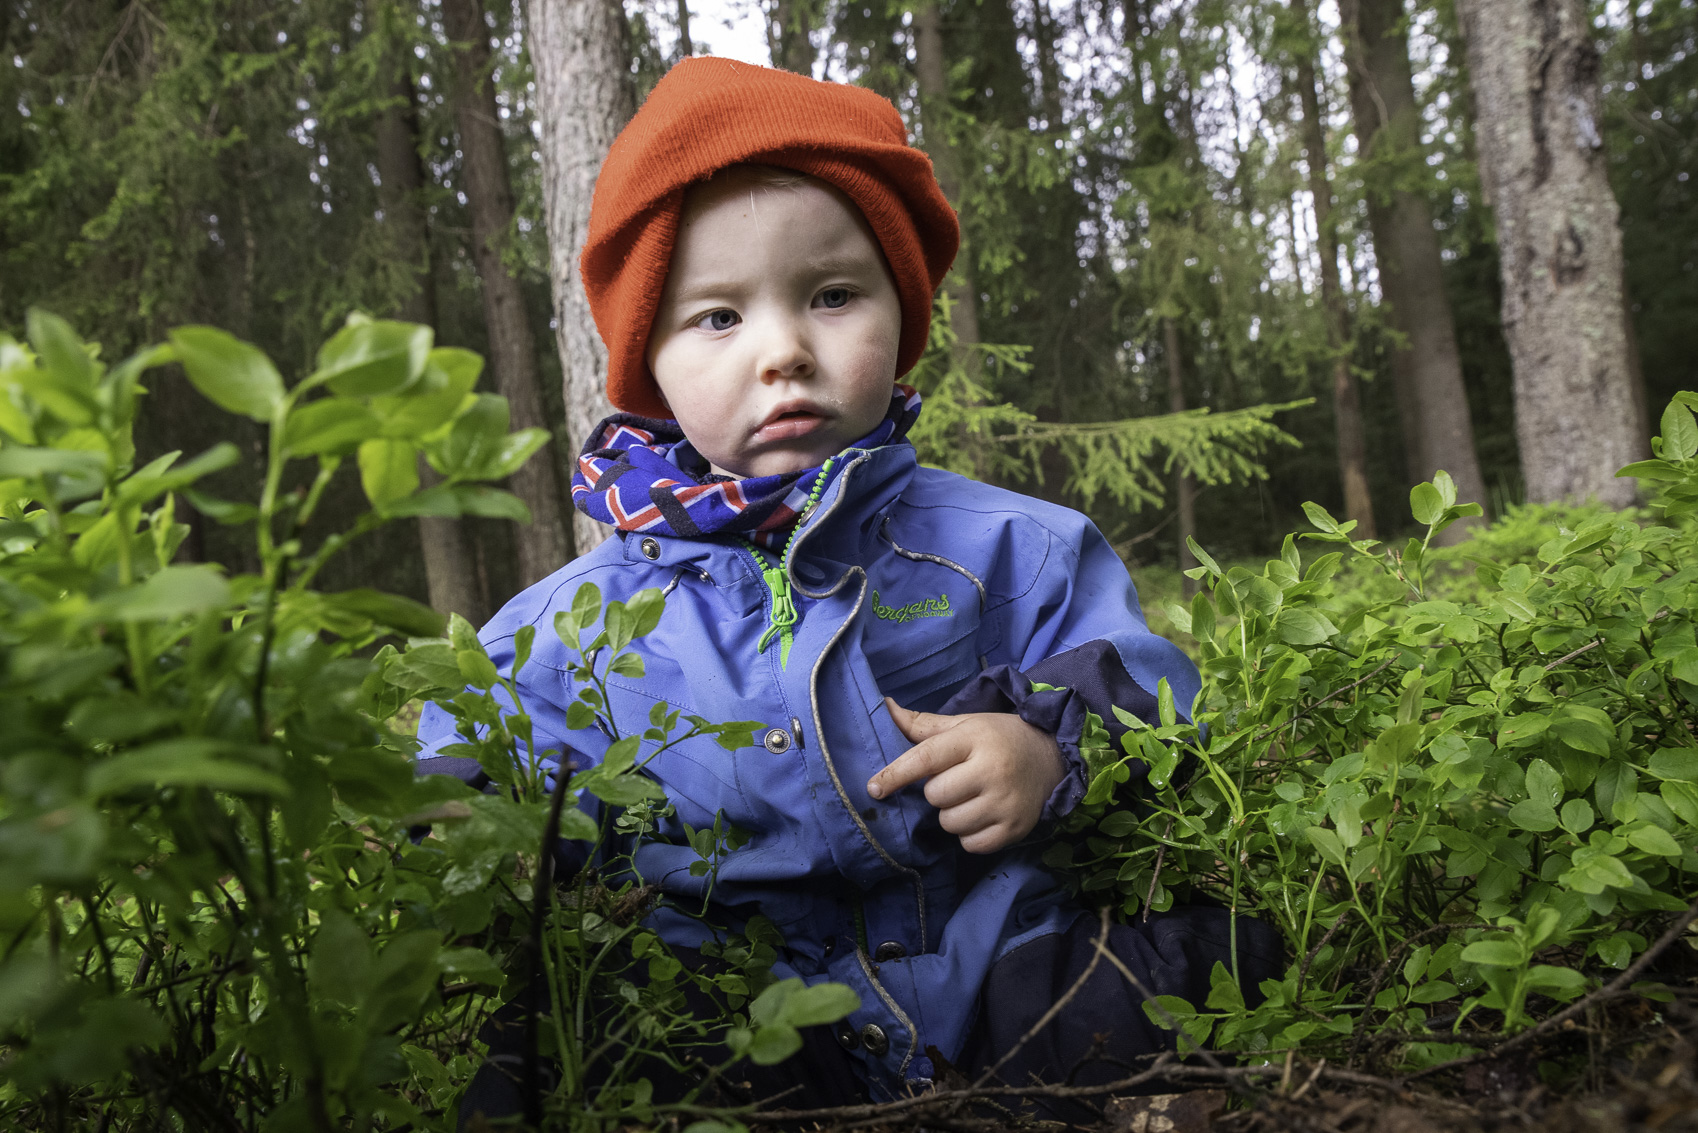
754 313 815 382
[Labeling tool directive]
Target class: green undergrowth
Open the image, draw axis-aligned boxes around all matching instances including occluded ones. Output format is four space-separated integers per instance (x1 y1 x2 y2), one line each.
5 304 1698 1128
0 313 854 1132
1056 396 1698 1074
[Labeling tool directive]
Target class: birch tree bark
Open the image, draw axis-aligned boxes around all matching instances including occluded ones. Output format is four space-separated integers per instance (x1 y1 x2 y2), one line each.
372 7 487 623
1456 0 1643 505
443 0 573 585
527 0 635 556
1292 0 1376 539
1339 0 1489 528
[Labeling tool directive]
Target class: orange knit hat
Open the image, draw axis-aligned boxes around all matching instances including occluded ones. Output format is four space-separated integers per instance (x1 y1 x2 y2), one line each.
581 57 961 419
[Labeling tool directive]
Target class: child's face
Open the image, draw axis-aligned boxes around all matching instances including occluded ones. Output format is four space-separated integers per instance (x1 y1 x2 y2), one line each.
645 169 904 478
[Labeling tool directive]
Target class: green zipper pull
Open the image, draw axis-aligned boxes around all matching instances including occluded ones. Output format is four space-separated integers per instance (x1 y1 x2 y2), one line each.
757 563 796 665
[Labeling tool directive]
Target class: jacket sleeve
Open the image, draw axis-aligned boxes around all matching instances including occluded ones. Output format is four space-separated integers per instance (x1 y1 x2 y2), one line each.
935 513 1200 818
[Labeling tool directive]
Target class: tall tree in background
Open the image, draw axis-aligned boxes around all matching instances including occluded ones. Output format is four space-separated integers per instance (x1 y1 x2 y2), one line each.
1339 0 1488 527
1288 0 1375 537
913 1 982 356
1457 0 1644 506
371 2 488 623
528 0 636 557
444 0 572 585
770 0 816 74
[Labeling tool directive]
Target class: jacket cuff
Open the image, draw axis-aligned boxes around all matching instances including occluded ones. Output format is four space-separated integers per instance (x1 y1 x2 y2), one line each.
935 664 1090 821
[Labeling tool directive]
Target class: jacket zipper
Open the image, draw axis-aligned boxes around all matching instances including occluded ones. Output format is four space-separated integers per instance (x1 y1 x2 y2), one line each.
743 455 838 668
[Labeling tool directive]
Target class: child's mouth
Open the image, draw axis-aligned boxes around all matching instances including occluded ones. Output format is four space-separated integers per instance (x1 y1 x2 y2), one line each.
757 408 828 441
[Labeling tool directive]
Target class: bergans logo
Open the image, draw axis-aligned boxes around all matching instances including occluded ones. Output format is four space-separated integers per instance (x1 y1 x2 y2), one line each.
872 589 954 624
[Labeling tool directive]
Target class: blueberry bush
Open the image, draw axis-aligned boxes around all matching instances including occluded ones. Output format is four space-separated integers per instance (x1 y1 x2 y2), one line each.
0 313 853 1131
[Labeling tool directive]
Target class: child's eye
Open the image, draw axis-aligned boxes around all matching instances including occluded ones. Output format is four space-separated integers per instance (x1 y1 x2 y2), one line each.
695 309 740 332
816 287 853 310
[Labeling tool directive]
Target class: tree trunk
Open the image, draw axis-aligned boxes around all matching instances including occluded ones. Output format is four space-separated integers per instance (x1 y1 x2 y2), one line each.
444 0 573 584
1339 0 1490 530
675 0 692 57
373 12 488 624
1291 0 1375 539
1456 0 1644 505
1164 318 1198 598
913 1 981 353
527 0 634 558
771 0 815 75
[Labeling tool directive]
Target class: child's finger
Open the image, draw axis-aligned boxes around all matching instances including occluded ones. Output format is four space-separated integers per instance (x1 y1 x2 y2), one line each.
884 698 962 743
866 730 970 799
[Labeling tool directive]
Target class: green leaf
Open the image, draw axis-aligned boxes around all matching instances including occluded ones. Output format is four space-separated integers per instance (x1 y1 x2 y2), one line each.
1410 481 1445 526
1552 708 1614 756
168 327 285 421
322 590 446 638
308 910 373 1006
1559 798 1595 834
1498 713 1549 747
1497 593 1537 623
1274 607 1337 645
776 983 860 1028
27 308 96 392
1648 748 1698 783
89 739 289 797
359 438 420 510
626 588 666 640
373 347 481 438
474 428 550 481
98 564 231 621
747 1024 802 1065
1661 401 1698 461
283 397 383 455
314 317 432 396
1526 758 1564 807
1625 823 1682 858
1507 800 1559 832
1460 940 1523 968
1617 459 1684 482
1306 826 1347 866
608 652 646 678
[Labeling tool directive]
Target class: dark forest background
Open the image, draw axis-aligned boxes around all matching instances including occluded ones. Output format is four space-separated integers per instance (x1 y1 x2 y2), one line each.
2 0 1692 620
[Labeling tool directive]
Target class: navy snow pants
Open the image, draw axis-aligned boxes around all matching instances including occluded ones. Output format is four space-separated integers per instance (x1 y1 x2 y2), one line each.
456 905 1284 1128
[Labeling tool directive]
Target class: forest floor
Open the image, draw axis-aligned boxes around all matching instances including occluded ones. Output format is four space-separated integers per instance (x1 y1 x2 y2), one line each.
755 987 1698 1133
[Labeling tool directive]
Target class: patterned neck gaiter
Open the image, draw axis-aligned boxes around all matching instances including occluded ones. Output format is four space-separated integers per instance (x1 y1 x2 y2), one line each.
570 385 922 551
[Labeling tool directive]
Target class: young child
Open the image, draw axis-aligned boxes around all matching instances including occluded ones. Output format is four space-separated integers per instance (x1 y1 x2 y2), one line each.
418 57 1281 1113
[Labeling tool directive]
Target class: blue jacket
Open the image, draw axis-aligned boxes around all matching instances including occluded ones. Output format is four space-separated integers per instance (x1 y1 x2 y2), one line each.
417 442 1200 1098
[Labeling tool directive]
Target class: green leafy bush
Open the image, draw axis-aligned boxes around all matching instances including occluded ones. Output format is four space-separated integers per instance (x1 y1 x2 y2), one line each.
1058 394 1698 1070
0 313 853 1131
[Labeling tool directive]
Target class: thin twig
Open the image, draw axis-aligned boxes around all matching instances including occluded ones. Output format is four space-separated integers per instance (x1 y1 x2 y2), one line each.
1142 818 1176 923
1295 911 1351 1010
1252 656 1397 745
1346 921 1499 1065
1408 893 1698 1082
1544 638 1603 671
1090 928 1228 1072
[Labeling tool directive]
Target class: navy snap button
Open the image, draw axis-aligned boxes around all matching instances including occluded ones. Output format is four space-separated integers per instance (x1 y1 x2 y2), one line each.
860 1023 889 1056
874 941 906 962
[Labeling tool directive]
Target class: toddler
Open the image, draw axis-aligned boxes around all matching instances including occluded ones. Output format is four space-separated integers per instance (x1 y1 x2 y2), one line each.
418 56 1281 1117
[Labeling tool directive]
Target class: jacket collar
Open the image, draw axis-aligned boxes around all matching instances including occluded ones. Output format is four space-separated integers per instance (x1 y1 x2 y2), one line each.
619 442 919 569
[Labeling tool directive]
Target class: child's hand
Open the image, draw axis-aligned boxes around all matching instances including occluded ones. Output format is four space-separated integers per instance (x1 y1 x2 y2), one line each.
866 698 1066 854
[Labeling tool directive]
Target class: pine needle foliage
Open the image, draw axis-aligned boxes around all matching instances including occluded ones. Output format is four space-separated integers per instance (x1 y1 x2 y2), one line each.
906 296 1309 512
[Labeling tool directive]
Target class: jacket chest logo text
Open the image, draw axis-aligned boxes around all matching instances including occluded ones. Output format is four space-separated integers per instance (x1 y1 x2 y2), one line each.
872 589 953 624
